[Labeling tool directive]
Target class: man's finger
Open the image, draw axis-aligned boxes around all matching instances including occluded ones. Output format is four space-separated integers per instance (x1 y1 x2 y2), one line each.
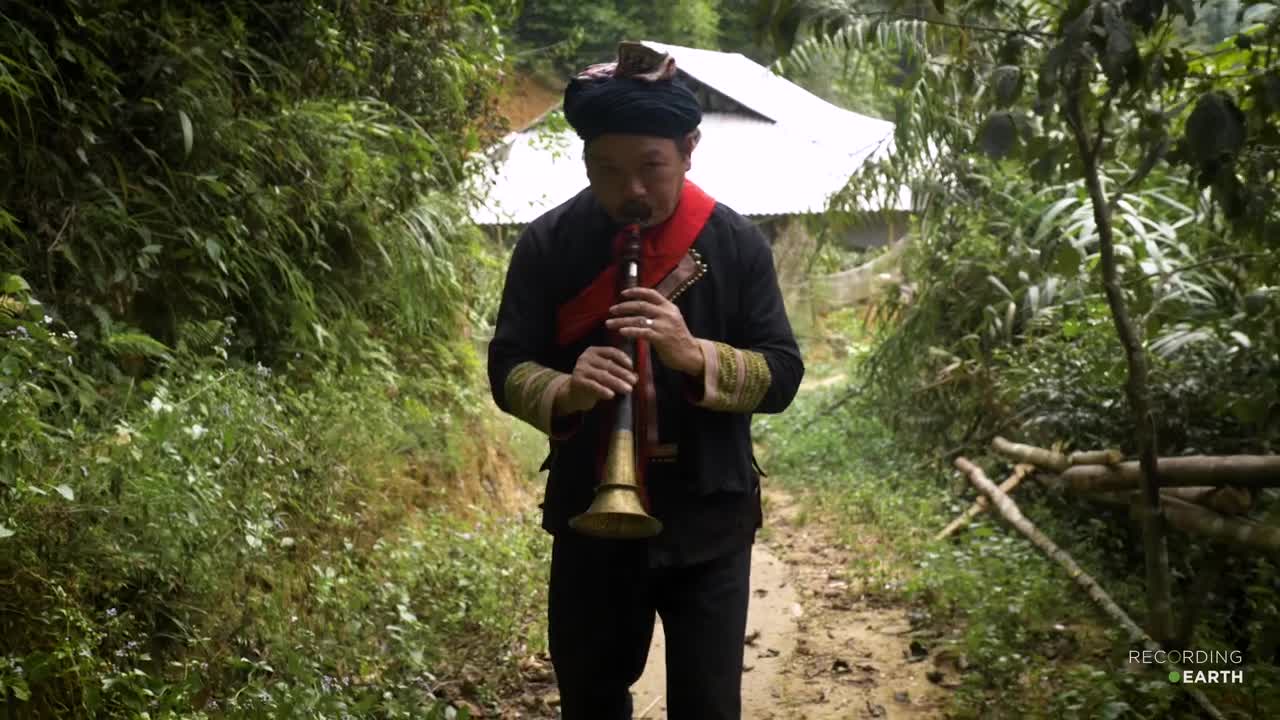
608 300 661 317
577 371 621 397
589 345 634 368
575 376 616 399
619 287 667 304
584 366 633 393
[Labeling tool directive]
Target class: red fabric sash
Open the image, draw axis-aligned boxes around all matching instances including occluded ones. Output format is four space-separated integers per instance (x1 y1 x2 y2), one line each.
555 181 716 347
554 180 716 515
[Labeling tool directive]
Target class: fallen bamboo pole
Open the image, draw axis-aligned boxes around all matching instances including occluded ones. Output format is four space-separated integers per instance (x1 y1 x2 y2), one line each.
1069 485 1252 516
1068 449 1124 466
1162 486 1252 516
1066 488 1268 549
1063 456 1280 491
992 436 1069 472
1160 495 1280 552
935 463 1034 541
954 457 1227 720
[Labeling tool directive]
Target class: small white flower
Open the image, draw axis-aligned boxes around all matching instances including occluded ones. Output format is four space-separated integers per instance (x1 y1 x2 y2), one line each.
43 315 53 324
186 424 207 440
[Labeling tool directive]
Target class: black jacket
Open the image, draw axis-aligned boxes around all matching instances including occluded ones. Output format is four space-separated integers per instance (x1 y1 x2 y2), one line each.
487 187 804 552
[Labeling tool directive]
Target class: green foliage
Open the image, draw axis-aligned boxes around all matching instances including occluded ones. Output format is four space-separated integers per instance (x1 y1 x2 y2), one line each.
0 0 511 372
759 386 1277 717
1 1 546 717
770 17 924 118
761 0 1280 714
760 0 1280 455
0 347 549 718
510 0 743 72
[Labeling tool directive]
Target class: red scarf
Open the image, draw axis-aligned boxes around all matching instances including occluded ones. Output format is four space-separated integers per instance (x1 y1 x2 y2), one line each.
555 180 716 511
555 181 716 347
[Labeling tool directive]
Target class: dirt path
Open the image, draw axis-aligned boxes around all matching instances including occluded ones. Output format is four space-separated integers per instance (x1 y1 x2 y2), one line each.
630 540 797 717
630 487 949 719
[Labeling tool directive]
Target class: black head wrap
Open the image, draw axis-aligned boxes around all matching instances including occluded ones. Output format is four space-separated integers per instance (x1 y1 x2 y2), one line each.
563 42 702 143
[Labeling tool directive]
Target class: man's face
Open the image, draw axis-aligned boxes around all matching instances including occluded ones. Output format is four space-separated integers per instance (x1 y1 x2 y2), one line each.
584 133 694 227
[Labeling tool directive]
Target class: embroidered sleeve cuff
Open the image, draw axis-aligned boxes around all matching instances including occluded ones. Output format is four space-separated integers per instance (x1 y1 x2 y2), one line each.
504 361 577 436
688 339 772 413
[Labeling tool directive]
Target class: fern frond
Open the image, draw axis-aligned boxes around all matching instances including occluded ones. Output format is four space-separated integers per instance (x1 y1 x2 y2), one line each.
177 319 226 352
105 331 172 360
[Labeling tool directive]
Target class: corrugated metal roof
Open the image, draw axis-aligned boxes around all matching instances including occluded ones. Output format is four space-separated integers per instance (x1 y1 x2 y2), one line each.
640 41 892 142
468 42 907 226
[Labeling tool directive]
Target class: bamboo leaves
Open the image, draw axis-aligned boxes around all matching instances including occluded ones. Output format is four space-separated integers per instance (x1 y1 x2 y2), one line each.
179 110 193 157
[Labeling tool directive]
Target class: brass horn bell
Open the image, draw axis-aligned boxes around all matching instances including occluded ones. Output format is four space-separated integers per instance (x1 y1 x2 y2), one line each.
568 428 662 539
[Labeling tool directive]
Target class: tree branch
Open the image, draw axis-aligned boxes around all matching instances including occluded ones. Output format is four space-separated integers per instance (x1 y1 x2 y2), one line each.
1065 88 1173 644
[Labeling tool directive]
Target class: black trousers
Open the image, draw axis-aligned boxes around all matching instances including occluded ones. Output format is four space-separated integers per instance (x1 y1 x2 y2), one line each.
547 533 753 719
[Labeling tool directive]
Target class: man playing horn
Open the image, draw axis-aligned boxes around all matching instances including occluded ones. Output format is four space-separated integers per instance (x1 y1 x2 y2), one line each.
487 41 804 719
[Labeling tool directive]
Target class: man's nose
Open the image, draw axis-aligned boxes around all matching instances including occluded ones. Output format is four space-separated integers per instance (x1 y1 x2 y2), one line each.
622 174 646 199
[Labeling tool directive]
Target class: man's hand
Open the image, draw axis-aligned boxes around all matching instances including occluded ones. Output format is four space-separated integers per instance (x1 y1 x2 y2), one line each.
606 287 705 376
554 345 638 415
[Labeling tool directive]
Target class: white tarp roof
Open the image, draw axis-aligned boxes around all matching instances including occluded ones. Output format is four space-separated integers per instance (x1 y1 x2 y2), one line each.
469 41 906 226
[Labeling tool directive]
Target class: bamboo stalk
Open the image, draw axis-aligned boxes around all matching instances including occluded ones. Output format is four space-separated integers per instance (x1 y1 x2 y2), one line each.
1160 495 1280 551
1063 457 1280 491
1069 449 1124 465
991 436 1069 472
1069 485 1251 516
935 463 1034 541
954 457 1226 720
1162 486 1252 516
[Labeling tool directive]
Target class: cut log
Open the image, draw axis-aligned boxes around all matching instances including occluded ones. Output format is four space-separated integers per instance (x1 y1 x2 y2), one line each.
1062 456 1280 491
954 457 1226 720
1161 495 1280 551
1064 484 1252 518
935 463 1034 541
1162 486 1252 516
991 436 1069 472
1069 449 1124 466
1074 487 1250 516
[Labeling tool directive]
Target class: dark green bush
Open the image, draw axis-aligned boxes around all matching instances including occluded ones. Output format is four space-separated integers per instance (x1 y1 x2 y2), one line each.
2 2 546 717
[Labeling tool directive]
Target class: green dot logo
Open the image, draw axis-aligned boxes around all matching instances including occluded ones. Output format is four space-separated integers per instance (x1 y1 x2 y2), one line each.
1169 671 1182 683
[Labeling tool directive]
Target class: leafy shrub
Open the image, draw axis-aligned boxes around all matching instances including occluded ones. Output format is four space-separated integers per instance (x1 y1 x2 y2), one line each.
0 340 549 717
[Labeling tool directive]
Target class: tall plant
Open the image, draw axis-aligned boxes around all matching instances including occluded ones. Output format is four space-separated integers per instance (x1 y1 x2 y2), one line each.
0 1 511 379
